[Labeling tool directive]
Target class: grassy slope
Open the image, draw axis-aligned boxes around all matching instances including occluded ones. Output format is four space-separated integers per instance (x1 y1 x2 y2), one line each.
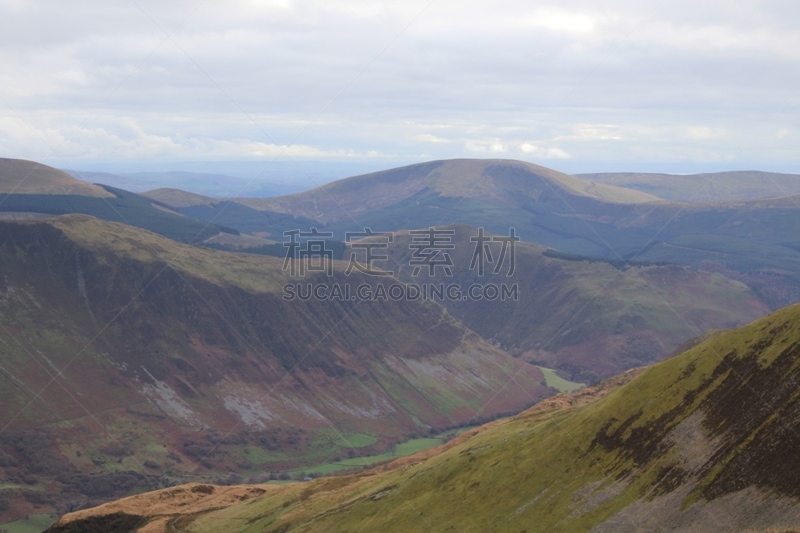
46 214 288 291
0 215 549 523
2 217 545 423
162 303 800 533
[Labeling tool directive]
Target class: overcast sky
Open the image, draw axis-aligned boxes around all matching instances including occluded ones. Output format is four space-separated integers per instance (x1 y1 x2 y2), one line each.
0 0 798 176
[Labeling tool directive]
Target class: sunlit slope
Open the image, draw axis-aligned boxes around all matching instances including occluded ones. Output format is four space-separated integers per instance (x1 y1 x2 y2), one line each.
0 157 112 197
161 303 800 532
142 187 218 207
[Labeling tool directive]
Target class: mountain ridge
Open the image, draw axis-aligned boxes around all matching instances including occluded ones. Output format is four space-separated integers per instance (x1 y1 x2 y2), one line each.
0 215 549 524
212 158 664 222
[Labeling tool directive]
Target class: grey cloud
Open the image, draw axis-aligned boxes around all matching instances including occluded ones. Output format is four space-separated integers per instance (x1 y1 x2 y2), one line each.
0 0 797 173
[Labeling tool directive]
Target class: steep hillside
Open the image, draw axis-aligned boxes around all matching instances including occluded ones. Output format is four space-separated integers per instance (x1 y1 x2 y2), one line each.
370 225 770 382
0 159 228 243
0 215 549 524
614 197 800 308
582 170 800 202
58 303 800 532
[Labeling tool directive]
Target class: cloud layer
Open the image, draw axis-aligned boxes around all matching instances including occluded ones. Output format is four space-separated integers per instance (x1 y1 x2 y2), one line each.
0 0 798 173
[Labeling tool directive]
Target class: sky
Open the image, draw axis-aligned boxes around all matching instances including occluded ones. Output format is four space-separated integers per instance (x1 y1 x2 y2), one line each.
0 0 798 178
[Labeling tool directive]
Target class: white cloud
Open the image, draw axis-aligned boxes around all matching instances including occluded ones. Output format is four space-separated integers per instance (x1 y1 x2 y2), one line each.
0 114 375 160
524 9 596 35
569 124 625 141
520 143 571 159
414 133 448 143
685 127 727 141
465 139 509 154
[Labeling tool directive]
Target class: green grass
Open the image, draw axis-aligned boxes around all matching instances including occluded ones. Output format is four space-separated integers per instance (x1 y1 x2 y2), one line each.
537 366 585 393
288 435 453 476
394 437 442 455
335 433 378 449
0 514 56 533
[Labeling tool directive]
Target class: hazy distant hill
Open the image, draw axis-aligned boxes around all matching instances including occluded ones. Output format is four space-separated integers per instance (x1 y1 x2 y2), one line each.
581 170 800 202
240 158 662 222
149 158 800 310
53 303 800 532
153 158 668 256
0 158 230 243
0 215 548 522
67 159 385 196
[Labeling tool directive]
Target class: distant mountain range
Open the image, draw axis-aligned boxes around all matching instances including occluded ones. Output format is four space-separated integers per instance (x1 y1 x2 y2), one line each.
144 158 800 310
64 159 383 196
2 156 799 529
0 156 790 381
65 170 306 198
